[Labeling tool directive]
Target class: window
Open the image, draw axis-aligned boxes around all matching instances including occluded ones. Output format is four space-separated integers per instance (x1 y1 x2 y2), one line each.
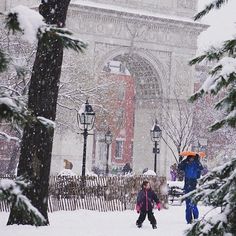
115 140 124 160
116 108 125 128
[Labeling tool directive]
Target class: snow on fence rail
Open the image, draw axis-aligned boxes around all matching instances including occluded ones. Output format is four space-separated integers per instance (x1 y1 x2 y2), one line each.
0 175 167 212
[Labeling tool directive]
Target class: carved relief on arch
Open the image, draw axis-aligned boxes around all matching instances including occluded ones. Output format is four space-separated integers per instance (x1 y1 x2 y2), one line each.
177 0 196 10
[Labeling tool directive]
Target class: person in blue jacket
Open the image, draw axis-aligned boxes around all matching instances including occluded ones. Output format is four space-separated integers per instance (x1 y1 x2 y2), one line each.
135 181 161 229
178 154 203 224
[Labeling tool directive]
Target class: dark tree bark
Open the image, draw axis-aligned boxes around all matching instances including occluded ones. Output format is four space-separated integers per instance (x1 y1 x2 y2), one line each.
7 0 71 225
7 144 20 175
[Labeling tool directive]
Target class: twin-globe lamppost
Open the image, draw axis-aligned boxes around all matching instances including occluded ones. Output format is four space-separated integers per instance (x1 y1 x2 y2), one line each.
150 120 162 173
77 100 95 180
104 127 113 175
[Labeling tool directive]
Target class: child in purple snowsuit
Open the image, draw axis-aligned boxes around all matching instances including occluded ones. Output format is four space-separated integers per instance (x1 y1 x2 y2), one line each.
135 181 161 229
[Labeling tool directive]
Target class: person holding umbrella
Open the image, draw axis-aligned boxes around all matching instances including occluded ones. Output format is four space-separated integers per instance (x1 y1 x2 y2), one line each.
178 152 203 224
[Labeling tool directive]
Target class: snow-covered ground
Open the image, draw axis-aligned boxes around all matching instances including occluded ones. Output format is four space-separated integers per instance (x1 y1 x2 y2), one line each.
0 206 210 236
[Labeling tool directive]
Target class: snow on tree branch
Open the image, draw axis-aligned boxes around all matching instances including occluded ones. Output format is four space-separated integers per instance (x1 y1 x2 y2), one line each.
0 92 56 129
194 0 229 21
37 116 55 129
190 39 236 130
5 5 45 43
4 5 87 52
0 177 47 226
0 92 31 125
0 131 20 142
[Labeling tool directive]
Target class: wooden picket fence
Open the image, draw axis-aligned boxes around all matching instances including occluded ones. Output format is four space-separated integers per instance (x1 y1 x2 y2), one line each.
0 175 167 212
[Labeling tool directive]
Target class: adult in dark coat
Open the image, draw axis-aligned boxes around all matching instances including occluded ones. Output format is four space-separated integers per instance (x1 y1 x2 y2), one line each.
178 154 203 224
135 181 161 229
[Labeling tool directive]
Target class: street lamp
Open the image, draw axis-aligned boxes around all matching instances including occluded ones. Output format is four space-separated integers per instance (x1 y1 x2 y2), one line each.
104 127 112 175
77 100 95 180
150 119 162 173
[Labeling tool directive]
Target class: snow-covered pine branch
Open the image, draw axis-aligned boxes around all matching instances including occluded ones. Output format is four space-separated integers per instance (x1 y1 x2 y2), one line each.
0 92 56 129
194 0 229 21
4 5 87 52
0 92 31 125
0 177 47 226
37 116 55 129
184 157 236 236
190 39 236 130
0 131 20 142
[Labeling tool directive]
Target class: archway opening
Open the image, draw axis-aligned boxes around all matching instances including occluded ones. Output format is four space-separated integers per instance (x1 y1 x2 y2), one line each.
93 52 162 175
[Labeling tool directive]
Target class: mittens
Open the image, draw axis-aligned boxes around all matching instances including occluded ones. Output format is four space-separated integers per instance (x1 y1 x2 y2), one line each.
136 204 140 213
156 203 161 211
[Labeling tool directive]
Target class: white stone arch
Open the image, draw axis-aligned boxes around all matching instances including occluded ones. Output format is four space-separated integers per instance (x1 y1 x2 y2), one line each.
95 46 168 99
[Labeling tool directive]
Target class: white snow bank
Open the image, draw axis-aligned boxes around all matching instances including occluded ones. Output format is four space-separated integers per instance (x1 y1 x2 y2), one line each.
167 181 184 189
8 5 45 43
86 171 98 177
58 169 98 177
143 170 156 176
58 169 77 177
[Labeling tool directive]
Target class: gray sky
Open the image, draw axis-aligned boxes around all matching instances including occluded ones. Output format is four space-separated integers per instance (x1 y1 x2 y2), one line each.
197 0 236 51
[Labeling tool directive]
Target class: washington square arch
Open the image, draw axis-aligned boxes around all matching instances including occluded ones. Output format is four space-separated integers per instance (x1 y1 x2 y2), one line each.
1 0 207 177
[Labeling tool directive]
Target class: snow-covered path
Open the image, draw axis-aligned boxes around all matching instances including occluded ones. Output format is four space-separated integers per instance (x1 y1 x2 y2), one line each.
0 206 208 236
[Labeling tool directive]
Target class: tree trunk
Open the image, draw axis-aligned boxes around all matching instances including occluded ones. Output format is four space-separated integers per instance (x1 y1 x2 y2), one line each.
7 144 19 175
7 0 71 225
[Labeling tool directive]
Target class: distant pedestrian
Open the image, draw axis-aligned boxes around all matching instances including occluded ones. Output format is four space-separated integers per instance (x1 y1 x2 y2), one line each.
178 154 203 224
135 181 161 229
170 163 177 181
122 163 132 175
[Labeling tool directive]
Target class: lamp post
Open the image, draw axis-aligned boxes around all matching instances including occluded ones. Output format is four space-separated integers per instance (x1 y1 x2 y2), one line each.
104 127 112 175
150 120 162 173
77 100 95 181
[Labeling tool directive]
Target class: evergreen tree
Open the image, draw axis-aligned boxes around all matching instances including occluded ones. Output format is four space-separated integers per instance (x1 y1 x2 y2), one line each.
186 1 236 235
190 0 235 131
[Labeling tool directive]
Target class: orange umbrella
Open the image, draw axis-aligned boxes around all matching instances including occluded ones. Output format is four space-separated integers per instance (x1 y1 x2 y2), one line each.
179 151 196 157
179 151 206 158
198 152 206 158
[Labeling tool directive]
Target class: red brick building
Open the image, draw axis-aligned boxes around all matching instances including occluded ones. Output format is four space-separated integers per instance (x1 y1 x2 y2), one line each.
93 61 135 174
